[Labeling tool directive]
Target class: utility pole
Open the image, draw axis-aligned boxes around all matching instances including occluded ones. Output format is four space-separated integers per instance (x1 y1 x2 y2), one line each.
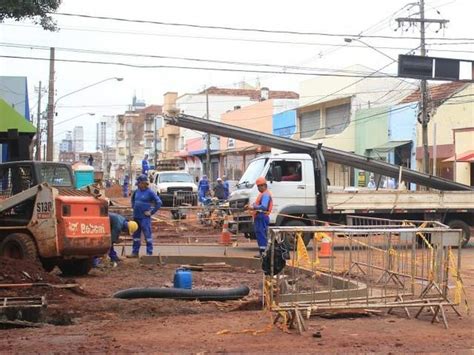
35 81 42 160
46 47 55 161
205 89 211 180
396 1 449 175
154 115 158 169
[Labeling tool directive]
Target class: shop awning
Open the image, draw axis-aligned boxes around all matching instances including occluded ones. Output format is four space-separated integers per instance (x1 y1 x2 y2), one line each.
0 98 36 134
370 140 411 153
443 150 474 162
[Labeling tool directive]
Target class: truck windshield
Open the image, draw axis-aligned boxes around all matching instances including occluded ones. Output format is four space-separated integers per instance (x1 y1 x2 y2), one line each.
237 158 267 189
158 173 194 183
40 166 73 187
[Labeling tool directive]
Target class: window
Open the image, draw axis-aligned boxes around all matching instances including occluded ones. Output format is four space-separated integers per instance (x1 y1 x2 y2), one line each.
325 103 351 135
0 166 33 197
158 172 194 183
267 161 302 182
40 165 73 187
300 110 320 138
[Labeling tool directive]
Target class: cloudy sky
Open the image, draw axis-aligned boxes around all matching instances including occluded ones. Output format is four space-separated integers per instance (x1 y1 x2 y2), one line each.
0 0 472 150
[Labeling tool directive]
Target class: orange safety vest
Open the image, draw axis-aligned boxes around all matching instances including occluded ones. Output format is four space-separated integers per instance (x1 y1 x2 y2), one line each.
252 190 273 217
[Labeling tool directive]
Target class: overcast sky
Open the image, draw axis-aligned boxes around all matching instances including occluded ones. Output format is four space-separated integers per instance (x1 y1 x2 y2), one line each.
0 0 472 150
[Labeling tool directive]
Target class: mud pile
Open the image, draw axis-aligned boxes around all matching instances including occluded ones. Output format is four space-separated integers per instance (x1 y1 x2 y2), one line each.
0 257 62 284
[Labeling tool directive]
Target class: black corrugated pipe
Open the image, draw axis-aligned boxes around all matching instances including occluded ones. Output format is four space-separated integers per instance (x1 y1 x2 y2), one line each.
113 285 250 301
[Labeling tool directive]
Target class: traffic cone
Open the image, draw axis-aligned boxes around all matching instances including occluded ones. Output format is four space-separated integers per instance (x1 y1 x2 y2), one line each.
219 215 232 245
319 235 333 257
318 222 334 258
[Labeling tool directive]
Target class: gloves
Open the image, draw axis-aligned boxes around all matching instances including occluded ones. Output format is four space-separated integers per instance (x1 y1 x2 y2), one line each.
144 211 152 217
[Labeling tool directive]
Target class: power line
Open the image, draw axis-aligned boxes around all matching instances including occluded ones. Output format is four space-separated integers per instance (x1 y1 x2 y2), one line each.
0 42 394 75
0 54 398 78
52 12 474 41
3 23 472 53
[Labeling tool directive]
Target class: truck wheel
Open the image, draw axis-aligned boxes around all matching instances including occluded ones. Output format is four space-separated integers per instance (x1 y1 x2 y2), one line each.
58 258 93 276
0 233 38 261
448 220 471 248
282 220 311 249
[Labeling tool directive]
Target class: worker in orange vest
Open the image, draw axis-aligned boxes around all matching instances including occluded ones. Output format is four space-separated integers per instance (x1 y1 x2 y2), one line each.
248 176 273 257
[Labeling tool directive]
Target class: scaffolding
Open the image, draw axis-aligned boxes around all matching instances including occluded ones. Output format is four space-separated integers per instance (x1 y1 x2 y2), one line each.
265 222 466 333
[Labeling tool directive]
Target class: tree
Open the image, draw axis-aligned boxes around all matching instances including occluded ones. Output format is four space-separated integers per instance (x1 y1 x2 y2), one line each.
0 0 61 31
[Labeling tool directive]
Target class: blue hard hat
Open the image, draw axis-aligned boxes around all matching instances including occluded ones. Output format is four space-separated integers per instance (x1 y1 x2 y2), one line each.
136 174 148 183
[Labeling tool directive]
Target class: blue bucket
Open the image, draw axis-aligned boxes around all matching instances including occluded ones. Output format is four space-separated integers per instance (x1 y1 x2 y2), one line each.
173 268 192 289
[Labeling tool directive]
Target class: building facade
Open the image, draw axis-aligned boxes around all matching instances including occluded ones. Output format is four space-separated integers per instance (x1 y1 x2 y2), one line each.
115 104 162 181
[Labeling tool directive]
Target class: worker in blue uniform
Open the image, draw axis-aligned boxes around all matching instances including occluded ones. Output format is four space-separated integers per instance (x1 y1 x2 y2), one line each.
122 175 129 197
248 177 273 257
129 174 162 257
142 154 150 175
198 175 210 205
92 213 139 267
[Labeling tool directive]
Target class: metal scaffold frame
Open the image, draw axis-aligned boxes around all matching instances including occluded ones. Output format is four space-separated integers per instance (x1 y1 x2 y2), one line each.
264 221 467 333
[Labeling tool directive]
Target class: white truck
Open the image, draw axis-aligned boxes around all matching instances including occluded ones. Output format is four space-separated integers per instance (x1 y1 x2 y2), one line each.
165 114 474 247
148 170 198 207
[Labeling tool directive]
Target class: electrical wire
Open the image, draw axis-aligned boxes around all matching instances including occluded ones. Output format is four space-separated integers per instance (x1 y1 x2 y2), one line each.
52 12 474 41
0 42 395 75
3 23 471 53
0 54 397 78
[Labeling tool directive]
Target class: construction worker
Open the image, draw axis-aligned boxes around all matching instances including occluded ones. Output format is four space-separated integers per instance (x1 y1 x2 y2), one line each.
213 177 226 201
198 175 210 205
122 175 129 197
92 213 139 267
248 176 273 257
142 154 150 175
129 174 162 257
222 175 230 200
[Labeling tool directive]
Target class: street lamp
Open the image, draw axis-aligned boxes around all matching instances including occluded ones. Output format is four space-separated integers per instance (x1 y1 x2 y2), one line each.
46 77 124 161
55 112 95 127
343 38 396 62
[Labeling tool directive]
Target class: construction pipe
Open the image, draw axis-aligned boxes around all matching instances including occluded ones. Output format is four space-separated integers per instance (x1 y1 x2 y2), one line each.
113 285 250 301
165 114 472 191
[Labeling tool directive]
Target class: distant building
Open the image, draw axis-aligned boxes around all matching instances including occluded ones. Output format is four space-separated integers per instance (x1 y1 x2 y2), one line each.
73 126 84 152
115 104 162 180
59 131 73 153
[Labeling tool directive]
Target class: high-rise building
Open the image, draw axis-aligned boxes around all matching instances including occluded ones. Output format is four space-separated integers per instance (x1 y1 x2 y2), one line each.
73 126 84 152
59 131 73 153
96 121 107 151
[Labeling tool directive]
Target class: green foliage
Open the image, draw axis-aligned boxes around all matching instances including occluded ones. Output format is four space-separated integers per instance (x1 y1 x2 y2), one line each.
0 0 61 31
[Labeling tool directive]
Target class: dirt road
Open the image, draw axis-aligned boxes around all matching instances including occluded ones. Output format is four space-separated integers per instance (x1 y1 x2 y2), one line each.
1 242 473 353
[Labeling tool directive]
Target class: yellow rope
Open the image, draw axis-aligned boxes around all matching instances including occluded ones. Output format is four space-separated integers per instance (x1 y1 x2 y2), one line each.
448 248 470 314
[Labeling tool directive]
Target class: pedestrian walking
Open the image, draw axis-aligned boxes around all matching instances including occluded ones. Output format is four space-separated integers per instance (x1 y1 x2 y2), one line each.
87 154 94 166
198 175 210 205
128 174 162 257
142 154 150 175
248 176 273 257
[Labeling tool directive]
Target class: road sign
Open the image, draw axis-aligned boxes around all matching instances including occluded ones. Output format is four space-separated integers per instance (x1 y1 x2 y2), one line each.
398 55 474 82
